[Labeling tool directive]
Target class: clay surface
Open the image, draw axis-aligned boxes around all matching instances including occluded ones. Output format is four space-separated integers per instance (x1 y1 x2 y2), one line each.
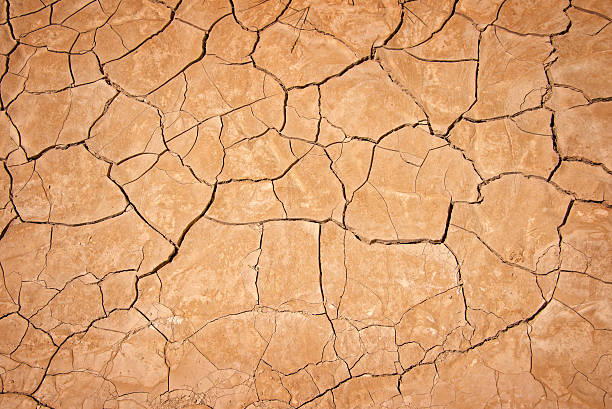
0 0 610 408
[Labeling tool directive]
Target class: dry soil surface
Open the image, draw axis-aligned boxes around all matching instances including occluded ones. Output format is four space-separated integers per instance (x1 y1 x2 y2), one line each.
0 0 611 408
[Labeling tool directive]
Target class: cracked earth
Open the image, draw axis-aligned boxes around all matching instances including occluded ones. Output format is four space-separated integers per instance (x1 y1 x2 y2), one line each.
0 0 610 408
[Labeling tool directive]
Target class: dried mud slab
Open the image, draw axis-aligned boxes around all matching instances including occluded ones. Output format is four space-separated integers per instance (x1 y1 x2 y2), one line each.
0 0 610 408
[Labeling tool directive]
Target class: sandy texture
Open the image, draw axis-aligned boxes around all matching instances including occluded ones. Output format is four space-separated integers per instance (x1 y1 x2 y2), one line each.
0 0 610 408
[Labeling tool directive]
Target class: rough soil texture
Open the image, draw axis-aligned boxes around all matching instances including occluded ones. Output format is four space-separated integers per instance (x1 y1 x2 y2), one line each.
0 0 611 408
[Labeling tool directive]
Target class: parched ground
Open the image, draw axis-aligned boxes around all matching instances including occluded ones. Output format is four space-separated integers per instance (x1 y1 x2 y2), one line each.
0 0 610 408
